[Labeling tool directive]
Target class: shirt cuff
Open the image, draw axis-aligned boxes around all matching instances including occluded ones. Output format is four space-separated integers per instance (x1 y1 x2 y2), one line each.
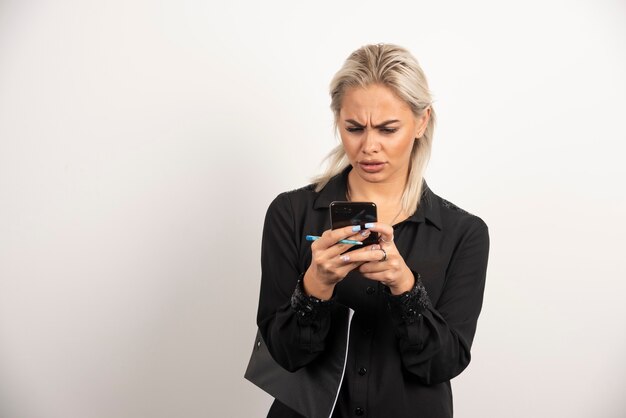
290 277 334 326
385 273 433 324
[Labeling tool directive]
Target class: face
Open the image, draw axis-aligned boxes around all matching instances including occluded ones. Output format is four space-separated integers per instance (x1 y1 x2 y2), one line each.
338 83 430 186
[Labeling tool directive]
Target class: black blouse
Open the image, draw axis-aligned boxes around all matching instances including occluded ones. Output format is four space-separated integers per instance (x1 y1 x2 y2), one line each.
256 167 490 418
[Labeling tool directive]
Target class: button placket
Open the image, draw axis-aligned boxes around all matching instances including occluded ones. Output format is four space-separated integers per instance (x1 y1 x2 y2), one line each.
351 316 372 418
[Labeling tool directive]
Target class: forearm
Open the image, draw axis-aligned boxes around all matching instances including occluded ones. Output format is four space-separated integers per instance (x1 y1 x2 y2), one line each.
393 308 473 384
258 279 335 372
386 273 476 385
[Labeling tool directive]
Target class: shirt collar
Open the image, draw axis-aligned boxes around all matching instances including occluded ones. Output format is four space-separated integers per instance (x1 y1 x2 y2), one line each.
313 165 443 231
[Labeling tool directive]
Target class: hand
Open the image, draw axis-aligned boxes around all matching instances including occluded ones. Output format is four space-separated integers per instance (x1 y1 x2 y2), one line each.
344 222 415 295
303 224 372 299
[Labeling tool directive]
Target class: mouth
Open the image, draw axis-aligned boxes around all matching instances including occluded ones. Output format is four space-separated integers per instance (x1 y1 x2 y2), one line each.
359 161 386 173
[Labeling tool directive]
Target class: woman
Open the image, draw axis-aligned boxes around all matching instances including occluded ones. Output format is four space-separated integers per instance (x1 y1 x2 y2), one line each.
255 44 490 418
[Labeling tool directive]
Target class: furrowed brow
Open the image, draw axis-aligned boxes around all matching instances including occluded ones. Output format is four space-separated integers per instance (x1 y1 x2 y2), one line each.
345 119 365 127
345 119 400 128
372 119 400 128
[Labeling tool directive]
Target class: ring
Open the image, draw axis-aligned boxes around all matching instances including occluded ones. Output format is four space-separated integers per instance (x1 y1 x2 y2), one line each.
379 248 387 262
380 234 394 243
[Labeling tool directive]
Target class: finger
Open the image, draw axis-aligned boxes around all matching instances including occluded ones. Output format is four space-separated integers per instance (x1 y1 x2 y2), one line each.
335 244 386 264
313 228 373 258
362 222 395 245
310 241 371 281
331 258 367 279
315 224 366 249
358 259 389 274
331 224 375 243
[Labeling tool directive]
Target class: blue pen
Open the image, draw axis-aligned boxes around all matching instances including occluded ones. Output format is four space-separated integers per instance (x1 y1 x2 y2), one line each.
306 235 363 245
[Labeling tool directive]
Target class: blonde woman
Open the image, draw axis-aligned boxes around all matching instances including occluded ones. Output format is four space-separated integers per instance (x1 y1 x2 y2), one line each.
255 44 490 418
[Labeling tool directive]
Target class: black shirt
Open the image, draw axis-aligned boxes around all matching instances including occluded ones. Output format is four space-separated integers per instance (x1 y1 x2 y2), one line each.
256 166 490 418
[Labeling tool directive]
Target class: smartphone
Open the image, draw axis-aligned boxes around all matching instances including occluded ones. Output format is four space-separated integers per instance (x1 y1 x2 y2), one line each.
329 201 379 250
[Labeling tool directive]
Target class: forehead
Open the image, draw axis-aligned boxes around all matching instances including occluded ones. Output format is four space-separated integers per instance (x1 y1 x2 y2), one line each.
340 84 413 118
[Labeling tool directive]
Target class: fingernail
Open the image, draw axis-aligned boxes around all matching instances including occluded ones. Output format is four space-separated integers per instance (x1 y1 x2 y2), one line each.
340 254 350 262
370 244 380 251
360 230 371 237
352 225 362 232
364 222 375 229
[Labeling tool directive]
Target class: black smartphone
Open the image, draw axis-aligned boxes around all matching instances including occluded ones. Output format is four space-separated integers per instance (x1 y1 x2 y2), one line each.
329 201 379 250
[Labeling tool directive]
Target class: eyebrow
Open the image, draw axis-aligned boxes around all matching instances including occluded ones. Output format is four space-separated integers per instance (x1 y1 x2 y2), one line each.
345 119 400 128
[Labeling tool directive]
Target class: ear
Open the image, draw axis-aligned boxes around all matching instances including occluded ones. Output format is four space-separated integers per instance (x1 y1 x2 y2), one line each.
415 107 431 138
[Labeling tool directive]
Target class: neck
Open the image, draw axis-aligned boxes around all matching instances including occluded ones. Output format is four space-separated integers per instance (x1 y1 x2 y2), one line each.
347 168 406 205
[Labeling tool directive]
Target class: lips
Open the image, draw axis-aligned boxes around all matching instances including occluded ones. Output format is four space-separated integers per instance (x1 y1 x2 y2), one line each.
359 161 386 173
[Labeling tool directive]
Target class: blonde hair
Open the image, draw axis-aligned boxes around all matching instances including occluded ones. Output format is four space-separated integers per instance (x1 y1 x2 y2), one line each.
312 43 436 215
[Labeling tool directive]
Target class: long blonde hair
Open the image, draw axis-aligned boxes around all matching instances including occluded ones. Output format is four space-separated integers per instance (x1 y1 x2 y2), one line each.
312 43 436 215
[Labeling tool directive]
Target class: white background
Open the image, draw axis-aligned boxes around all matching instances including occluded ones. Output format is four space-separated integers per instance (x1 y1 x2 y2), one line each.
1 0 625 417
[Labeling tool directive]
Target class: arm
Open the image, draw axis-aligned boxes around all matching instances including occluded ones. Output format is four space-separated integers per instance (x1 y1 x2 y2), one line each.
255 193 334 372
387 219 490 385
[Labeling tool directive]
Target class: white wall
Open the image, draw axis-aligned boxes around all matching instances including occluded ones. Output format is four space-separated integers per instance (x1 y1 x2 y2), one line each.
1 1 625 417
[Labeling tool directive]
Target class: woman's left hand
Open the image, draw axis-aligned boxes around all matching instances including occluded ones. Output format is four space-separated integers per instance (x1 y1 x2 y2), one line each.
343 222 415 295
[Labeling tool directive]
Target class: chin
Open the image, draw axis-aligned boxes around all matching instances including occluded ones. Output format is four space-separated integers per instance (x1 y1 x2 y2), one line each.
356 169 387 182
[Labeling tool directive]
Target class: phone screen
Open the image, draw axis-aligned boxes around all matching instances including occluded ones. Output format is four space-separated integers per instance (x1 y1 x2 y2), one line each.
329 201 379 249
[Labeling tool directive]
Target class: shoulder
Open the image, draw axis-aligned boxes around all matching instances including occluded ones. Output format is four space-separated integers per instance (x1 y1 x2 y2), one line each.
266 183 318 216
281 183 317 199
272 183 317 205
430 191 489 237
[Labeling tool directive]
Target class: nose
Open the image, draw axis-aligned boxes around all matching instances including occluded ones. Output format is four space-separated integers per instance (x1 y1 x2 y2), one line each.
362 129 381 154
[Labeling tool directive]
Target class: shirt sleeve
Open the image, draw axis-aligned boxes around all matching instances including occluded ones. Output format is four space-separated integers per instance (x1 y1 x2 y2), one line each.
386 218 490 385
255 192 335 372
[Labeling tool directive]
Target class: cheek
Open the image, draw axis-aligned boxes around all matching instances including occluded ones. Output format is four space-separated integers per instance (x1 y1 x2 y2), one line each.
340 136 358 158
392 136 416 158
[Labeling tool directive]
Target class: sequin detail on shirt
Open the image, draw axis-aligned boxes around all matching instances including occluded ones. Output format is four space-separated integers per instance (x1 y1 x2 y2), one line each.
386 274 433 324
441 198 473 216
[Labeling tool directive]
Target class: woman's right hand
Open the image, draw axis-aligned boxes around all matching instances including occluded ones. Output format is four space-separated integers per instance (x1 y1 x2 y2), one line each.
303 225 372 300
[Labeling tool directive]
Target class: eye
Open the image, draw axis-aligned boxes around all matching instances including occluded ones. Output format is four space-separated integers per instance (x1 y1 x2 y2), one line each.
346 126 364 133
380 127 399 134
